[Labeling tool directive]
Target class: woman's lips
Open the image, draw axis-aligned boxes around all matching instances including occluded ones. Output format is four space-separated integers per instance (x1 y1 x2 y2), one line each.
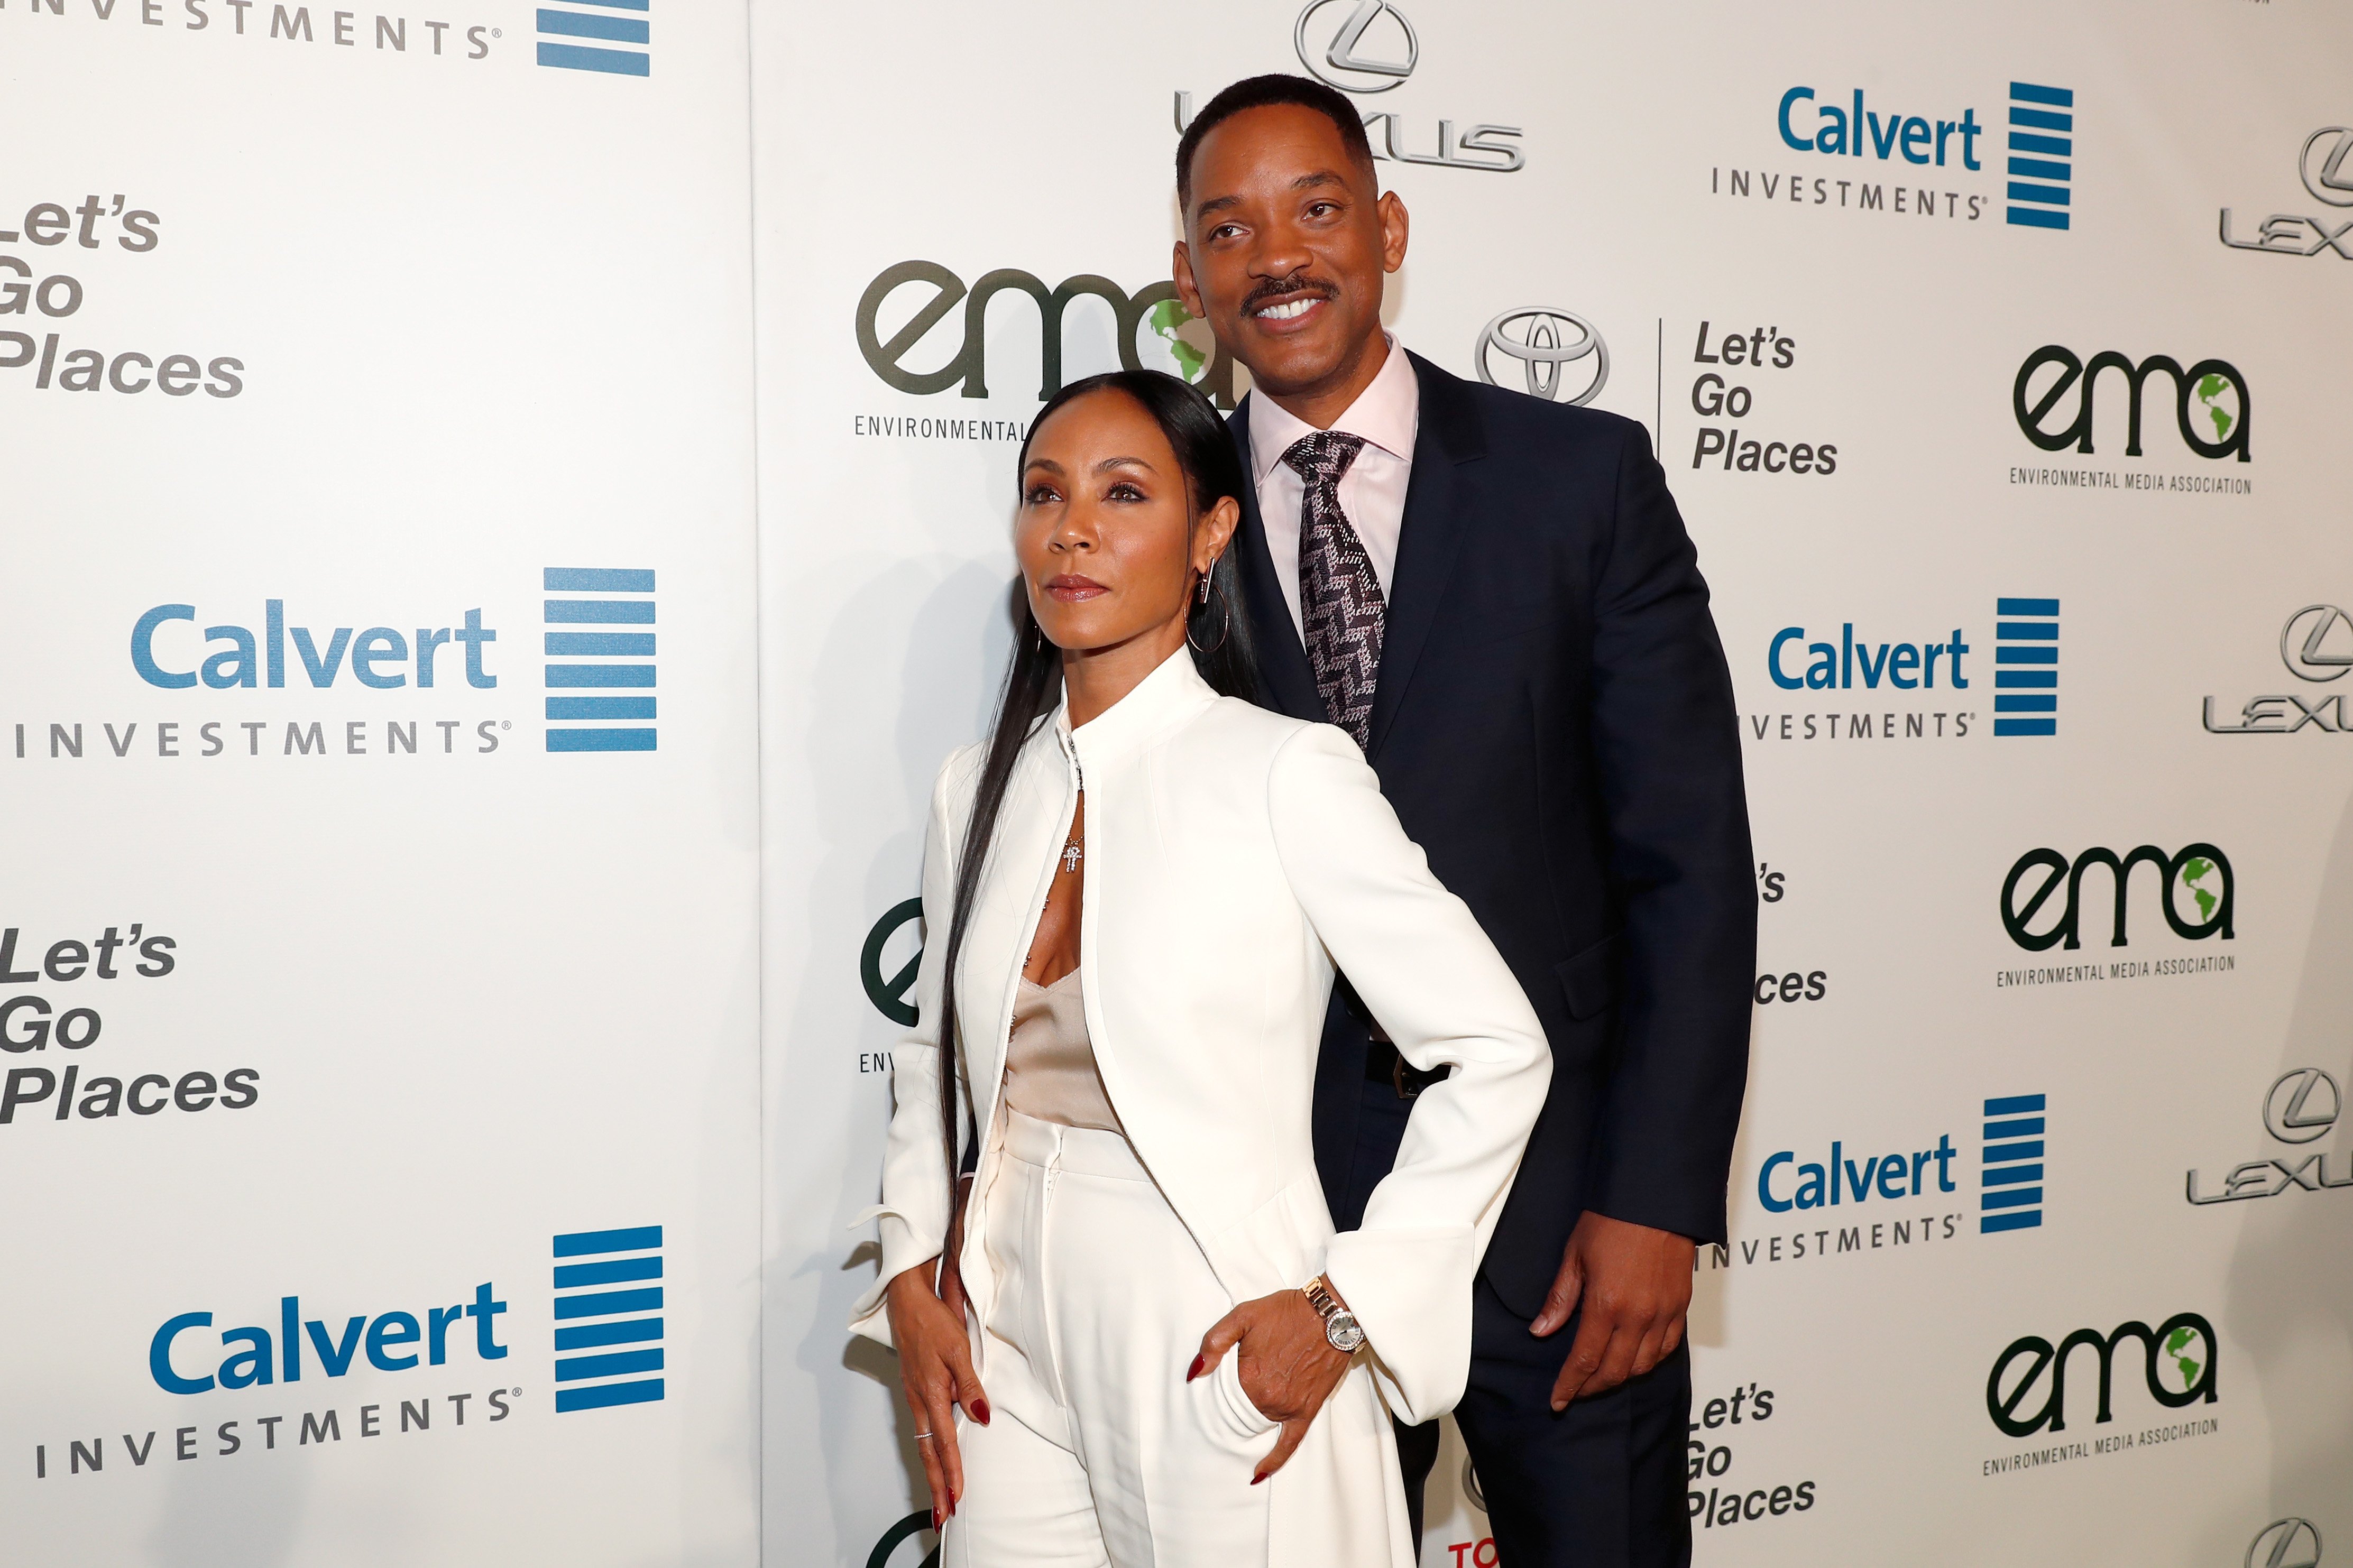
1045 575 1109 602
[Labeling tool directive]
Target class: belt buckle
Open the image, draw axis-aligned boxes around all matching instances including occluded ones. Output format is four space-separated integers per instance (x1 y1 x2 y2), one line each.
1391 1053 1420 1100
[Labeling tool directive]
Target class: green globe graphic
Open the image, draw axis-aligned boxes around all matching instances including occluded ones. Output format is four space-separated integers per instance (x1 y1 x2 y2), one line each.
2194 373 2239 443
1148 298 1208 384
2175 856 2222 923
2160 1323 2206 1392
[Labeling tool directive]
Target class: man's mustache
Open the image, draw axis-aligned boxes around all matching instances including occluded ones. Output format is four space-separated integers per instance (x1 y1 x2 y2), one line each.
1239 275 1338 315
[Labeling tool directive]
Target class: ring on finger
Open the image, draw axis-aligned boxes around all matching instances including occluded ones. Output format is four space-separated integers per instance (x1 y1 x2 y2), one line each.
914 1431 933 1441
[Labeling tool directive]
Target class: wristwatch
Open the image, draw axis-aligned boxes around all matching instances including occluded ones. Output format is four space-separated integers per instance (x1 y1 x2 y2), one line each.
1303 1274 1367 1354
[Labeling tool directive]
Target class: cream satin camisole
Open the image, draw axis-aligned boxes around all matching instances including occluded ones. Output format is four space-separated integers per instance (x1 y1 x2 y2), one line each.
1003 969 1125 1134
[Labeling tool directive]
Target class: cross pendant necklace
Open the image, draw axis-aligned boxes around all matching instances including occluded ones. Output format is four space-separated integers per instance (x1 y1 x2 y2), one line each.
1061 840 1083 874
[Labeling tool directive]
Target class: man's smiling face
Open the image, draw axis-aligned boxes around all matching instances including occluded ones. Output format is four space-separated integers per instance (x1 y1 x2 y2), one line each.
1174 103 1407 410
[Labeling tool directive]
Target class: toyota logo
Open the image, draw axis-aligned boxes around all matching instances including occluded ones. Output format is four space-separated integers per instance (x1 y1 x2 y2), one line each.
2301 127 2353 208
1294 0 1417 94
2249 1518 2323 1568
1475 309 1609 405
2280 604 2353 682
2264 1069 2341 1145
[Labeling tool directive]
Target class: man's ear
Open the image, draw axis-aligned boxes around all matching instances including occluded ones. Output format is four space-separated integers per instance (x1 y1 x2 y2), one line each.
1172 239 1205 318
1377 191 1410 274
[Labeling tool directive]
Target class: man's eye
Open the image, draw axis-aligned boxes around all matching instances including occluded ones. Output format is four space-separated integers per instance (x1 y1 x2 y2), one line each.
1306 201 1337 218
1210 224 1241 241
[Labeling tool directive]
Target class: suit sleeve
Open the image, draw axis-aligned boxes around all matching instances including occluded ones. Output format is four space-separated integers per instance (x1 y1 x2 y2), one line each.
1581 421 1757 1246
1267 724 1552 1423
847 749 970 1347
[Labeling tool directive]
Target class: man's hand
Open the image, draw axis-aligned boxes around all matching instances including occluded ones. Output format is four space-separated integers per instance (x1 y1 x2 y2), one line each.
1191 1289 1355 1482
1531 1211 1695 1410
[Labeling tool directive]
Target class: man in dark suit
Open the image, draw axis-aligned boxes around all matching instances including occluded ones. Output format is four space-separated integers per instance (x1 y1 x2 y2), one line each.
1169 76 1756 1567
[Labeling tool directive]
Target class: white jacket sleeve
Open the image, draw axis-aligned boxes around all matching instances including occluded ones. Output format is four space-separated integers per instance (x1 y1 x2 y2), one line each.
1266 724 1551 1423
847 749 971 1347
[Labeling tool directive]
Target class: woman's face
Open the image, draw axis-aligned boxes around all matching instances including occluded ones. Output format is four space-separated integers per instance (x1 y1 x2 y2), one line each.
1016 388 1237 658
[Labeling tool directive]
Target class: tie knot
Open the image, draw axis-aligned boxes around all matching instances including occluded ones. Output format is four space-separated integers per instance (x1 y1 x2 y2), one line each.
1280 430 1368 488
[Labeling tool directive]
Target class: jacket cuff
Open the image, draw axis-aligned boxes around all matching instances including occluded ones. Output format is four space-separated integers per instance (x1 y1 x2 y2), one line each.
845 1205 943 1349
1321 1225 1475 1426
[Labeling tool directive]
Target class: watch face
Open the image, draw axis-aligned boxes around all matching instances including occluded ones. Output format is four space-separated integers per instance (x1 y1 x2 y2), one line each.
1327 1311 1366 1352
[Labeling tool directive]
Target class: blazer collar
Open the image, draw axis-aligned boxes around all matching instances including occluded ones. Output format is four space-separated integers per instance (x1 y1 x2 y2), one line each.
1052 643 1219 772
1364 352 1486 758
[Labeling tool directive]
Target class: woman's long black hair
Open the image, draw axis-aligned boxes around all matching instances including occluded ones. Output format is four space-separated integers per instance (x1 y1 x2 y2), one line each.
932 371 1262 1202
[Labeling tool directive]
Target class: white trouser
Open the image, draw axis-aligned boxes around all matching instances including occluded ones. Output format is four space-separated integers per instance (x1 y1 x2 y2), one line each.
945 1108 1280 1568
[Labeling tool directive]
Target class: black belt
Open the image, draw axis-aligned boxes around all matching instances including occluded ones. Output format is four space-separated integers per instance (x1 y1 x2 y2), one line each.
1364 1037 1449 1099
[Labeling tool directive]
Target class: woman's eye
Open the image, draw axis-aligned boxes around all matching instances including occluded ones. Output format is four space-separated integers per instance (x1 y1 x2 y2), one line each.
1105 482 1145 502
1024 485 1059 505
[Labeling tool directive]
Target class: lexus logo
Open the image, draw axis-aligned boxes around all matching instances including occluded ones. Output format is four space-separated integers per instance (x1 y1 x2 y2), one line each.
1294 0 1417 94
2281 605 2353 682
2264 1069 2341 1145
2250 1518 2323 1568
1475 309 1609 406
2301 127 2353 208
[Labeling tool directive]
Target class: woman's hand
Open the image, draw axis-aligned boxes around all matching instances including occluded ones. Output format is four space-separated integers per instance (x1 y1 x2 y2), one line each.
1190 1288 1355 1482
884 1258 988 1529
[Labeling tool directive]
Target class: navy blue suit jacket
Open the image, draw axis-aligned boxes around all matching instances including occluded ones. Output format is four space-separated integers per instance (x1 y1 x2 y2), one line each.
1229 352 1756 1320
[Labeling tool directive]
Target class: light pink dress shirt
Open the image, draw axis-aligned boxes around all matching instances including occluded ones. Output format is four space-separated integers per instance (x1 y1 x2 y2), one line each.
1244 334 1422 639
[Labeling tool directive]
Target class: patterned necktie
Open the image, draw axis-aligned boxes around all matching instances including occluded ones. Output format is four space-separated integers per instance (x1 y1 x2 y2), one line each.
1282 430 1383 749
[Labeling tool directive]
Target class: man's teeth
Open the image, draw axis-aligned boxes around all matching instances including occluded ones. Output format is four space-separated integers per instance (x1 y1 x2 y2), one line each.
1256 297 1318 320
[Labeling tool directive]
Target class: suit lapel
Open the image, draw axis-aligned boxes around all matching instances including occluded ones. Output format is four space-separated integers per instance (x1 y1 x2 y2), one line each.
1227 397 1326 724
1365 354 1486 760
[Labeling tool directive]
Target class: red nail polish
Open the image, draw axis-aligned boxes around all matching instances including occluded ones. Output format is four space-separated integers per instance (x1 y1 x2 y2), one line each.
931 1509 942 1532
972 1398 991 1426
1251 1473 1267 1486
1186 1354 1205 1382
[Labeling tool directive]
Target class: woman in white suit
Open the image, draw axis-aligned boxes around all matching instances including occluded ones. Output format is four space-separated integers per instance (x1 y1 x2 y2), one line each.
851 370 1549 1568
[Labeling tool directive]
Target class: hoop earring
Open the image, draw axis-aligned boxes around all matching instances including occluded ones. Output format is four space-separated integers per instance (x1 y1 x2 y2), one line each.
1188 576 1230 654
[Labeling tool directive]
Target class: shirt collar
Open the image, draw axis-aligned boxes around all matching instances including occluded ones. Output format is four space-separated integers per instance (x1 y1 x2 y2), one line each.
1246 334 1420 486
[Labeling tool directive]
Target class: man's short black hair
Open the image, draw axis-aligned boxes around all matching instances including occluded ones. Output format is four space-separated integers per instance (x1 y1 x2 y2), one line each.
1175 73 1378 211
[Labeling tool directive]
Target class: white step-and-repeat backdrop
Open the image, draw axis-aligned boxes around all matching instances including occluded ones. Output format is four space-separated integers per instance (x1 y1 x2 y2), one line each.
9 0 2350 1564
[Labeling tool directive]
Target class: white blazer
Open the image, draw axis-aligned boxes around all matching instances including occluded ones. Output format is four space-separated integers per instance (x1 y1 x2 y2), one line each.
851 645 1549 1425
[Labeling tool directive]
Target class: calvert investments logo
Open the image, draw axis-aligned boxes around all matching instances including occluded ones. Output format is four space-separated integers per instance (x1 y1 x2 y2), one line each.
543 568 656 753
1978 1094 2046 1233
536 0 646 77
1714 77 2073 230
1473 308 1606 405
2219 127 2353 259
1171 2 1523 174
1745 601 2066 745
552 1224 665 1412
2186 1069 2353 1205
2203 605 2353 735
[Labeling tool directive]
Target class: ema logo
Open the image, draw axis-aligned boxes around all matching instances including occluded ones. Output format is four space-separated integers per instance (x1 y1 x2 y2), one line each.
1992 598 2058 735
544 568 656 753
1979 1094 2046 1233
552 1224 664 1412
2003 84 2075 230
1985 1311 2215 1436
536 0 647 77
2000 843 2232 951
2013 346 2250 463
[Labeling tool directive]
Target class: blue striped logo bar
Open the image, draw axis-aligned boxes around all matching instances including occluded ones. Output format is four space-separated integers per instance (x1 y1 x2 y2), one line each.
1993 597 2058 736
545 567 656 753
536 0 648 76
553 1225 665 1412
1981 1094 2046 1233
2006 82 2073 230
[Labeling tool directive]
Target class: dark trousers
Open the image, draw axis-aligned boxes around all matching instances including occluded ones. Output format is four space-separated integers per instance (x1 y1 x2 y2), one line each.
1339 1079 1693 1568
